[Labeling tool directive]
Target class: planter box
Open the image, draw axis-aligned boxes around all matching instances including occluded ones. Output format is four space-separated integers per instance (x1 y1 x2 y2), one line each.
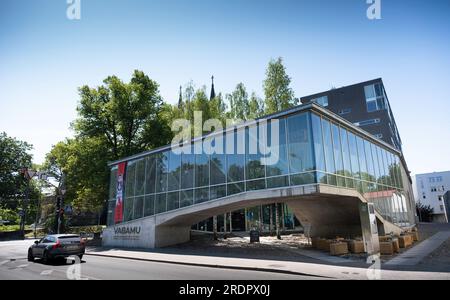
317 239 332 252
348 240 365 254
392 238 400 253
380 242 394 255
410 232 419 242
379 236 391 242
330 242 349 256
399 235 413 248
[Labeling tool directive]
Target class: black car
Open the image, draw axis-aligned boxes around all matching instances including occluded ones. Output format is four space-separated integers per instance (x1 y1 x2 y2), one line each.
28 234 86 263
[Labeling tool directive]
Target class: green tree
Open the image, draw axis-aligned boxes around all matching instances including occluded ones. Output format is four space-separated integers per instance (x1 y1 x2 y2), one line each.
0 132 33 206
227 83 249 121
43 137 110 213
248 92 265 119
44 70 174 216
74 70 172 160
263 57 296 114
0 132 41 223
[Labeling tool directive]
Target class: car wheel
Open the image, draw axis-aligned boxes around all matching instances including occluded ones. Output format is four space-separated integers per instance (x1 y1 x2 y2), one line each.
42 250 50 264
27 249 34 262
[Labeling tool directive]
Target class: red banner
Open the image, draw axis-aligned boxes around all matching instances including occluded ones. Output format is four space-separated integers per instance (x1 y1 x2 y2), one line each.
114 162 126 224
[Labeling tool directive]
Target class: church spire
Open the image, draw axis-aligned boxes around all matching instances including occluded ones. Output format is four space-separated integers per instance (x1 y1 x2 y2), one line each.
178 85 183 108
210 75 216 100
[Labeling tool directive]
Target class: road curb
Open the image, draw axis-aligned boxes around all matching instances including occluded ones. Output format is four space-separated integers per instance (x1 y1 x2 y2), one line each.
85 252 331 279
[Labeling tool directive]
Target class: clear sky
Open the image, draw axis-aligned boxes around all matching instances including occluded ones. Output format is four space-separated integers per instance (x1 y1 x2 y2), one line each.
0 0 449 176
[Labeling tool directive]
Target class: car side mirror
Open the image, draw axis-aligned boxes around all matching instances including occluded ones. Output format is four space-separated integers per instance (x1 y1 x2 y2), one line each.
34 241 39 245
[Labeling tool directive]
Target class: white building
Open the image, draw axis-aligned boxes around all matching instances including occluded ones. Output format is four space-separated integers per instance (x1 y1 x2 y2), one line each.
414 171 450 223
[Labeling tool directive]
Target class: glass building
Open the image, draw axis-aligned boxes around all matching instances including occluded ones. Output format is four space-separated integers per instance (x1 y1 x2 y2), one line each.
107 103 416 234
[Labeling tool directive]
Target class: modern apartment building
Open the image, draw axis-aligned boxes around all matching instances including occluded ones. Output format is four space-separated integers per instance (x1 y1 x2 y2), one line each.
414 171 450 223
301 79 403 152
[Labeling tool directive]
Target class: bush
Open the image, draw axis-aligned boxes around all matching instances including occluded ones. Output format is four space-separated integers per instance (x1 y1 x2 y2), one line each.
416 202 434 223
0 209 20 225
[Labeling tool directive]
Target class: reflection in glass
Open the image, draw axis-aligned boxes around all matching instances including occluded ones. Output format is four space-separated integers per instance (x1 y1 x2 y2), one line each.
266 119 289 177
288 113 314 173
168 151 181 191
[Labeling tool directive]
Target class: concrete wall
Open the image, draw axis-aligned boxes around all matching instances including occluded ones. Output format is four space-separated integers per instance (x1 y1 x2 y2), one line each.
102 217 156 249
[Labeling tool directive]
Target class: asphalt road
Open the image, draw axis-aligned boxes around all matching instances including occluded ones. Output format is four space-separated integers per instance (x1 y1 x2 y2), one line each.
0 240 316 280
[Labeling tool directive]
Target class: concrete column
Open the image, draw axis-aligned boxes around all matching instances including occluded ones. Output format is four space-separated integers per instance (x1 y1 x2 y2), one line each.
229 212 232 233
223 213 227 233
275 203 281 240
359 202 380 256
269 204 274 235
213 216 218 240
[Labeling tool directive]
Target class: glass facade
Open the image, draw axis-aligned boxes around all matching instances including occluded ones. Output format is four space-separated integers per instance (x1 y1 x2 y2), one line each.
107 108 413 228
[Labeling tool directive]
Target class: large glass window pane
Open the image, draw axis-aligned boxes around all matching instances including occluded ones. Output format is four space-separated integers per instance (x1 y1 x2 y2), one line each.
155 193 167 214
168 151 181 191
371 142 380 183
288 113 314 173
291 172 315 186
135 159 146 196
246 125 265 180
210 134 227 185
210 185 227 200
322 118 336 185
145 155 156 194
267 176 289 189
167 192 179 211
125 161 136 198
364 140 375 183
383 150 392 186
246 179 266 191
227 182 245 196
377 146 387 185
180 190 194 208
356 136 368 181
348 132 360 179
395 156 404 189
107 200 115 226
109 167 118 200
144 195 154 217
389 152 398 188
311 114 325 172
227 129 245 182
155 152 169 193
195 141 209 188
181 144 195 190
266 119 289 177
195 188 209 204
332 124 345 187
123 197 133 222
133 197 144 219
340 128 353 188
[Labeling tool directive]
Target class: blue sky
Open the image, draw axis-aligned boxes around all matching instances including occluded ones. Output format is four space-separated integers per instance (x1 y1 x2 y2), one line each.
0 0 449 175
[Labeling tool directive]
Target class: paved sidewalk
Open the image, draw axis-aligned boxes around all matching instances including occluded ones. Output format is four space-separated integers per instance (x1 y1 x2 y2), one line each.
86 248 450 280
386 231 450 266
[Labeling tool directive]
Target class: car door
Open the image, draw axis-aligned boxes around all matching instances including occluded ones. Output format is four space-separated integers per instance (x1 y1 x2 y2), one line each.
34 236 52 257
